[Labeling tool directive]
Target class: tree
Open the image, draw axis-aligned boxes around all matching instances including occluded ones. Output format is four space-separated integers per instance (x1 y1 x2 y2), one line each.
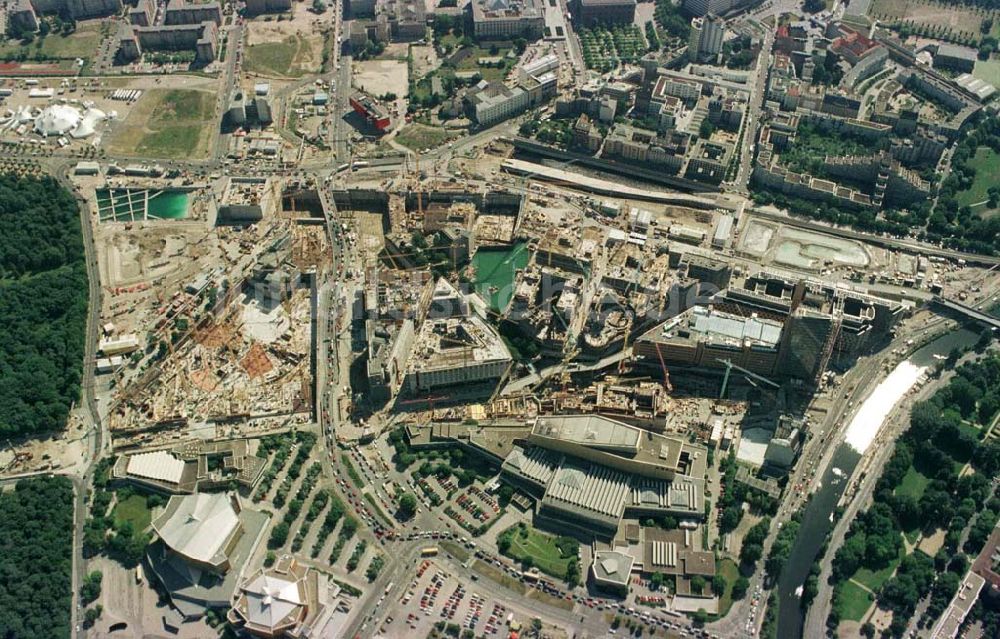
83 605 103 626
691 575 706 594
398 493 417 520
741 542 763 565
712 574 726 595
732 576 750 600
0 476 74 639
650 572 665 590
0 175 87 439
80 570 102 604
312 0 326 11
269 522 290 548
531 617 543 636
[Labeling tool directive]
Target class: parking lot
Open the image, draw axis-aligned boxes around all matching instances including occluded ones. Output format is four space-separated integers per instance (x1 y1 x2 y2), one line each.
380 559 525 637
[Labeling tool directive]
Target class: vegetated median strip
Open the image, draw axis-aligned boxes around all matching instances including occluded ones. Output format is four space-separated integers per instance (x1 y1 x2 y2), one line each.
362 492 393 526
341 453 364 488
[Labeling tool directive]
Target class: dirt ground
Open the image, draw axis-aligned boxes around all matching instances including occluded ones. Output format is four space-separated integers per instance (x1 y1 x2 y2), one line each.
354 59 409 97
104 81 218 159
245 3 330 46
916 528 946 555
244 3 330 77
410 43 440 78
871 0 994 42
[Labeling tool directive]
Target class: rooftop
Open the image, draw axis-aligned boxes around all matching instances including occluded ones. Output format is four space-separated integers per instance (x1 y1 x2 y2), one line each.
647 305 783 349
152 493 240 568
592 549 635 587
532 414 640 453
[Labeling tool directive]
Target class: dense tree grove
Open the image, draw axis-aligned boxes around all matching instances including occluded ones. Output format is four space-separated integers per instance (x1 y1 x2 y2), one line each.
0 173 87 439
828 354 1000 636
0 476 74 639
932 117 1000 255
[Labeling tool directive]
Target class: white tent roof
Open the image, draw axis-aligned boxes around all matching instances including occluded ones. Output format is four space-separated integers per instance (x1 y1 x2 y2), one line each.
154 493 239 566
33 104 81 136
127 450 185 484
243 574 304 629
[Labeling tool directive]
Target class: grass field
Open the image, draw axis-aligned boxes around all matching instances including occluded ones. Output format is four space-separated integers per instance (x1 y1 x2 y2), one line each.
471 559 527 594
716 558 741 617
870 0 992 44
394 124 455 152
113 494 152 531
108 88 216 159
835 580 875 622
853 545 904 592
502 524 575 579
245 34 320 78
956 147 1000 216
973 59 1000 87
895 466 930 500
0 22 102 60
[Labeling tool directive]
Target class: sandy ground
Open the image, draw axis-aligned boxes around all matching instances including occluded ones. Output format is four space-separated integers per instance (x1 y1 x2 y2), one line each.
410 44 440 78
246 3 331 46
354 59 409 97
916 528 946 555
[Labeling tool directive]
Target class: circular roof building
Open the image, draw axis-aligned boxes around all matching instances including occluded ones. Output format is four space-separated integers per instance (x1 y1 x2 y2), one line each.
33 104 82 137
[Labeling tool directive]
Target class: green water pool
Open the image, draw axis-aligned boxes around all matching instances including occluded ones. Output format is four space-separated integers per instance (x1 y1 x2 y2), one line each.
96 188 189 222
472 242 529 312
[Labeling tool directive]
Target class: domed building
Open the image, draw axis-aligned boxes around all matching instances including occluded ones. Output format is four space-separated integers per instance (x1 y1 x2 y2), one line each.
33 104 82 137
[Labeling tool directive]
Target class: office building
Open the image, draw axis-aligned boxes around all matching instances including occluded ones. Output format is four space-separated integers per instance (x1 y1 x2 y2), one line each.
575 0 636 26
402 279 513 392
244 0 291 14
934 43 978 74
500 415 706 539
688 14 724 62
471 0 544 40
682 0 753 16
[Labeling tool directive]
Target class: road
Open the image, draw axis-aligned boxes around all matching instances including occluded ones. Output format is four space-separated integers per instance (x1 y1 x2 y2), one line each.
49 159 106 639
726 19 773 194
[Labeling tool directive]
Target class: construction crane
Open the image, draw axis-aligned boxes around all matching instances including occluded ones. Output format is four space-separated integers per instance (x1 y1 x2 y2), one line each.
719 359 779 399
652 341 673 392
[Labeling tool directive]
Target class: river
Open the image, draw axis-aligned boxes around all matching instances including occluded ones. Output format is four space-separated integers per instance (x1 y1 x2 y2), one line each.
775 327 981 638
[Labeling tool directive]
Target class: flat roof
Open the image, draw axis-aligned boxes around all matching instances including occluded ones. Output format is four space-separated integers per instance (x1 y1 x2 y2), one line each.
532 414 640 452
592 549 634 586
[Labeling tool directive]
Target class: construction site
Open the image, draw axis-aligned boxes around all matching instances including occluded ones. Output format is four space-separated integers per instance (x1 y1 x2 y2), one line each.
75 168 333 451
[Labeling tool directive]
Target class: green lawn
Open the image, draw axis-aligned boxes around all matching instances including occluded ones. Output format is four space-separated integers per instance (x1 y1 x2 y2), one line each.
113 494 152 532
0 23 101 60
853 545 904 592
394 124 455 152
956 147 1000 213
244 34 319 78
245 39 298 77
502 524 575 579
894 466 930 500
135 124 203 158
973 58 1000 87
151 89 214 121
834 580 874 622
716 558 741 617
